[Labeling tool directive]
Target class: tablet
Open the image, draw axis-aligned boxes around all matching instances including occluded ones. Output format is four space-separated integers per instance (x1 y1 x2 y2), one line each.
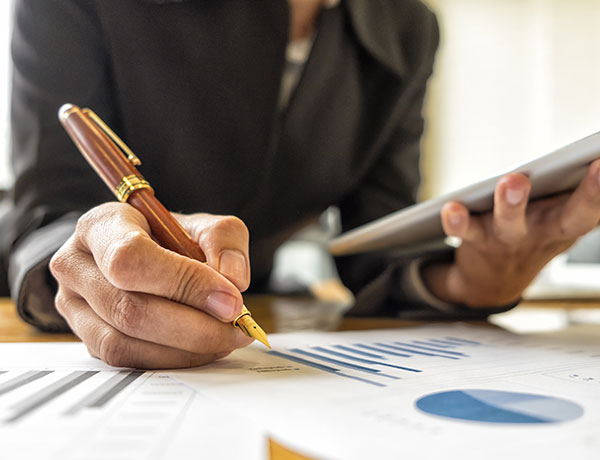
329 130 600 256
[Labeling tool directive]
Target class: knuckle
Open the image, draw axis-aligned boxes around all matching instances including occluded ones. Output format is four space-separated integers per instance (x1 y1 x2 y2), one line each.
53 289 73 317
84 345 100 360
497 230 525 245
110 292 148 333
76 203 114 235
103 232 147 289
97 329 135 368
558 221 570 238
49 241 76 280
75 209 96 235
493 230 520 246
186 352 222 368
197 326 226 354
558 215 587 239
185 353 202 368
211 215 249 240
49 250 68 280
172 260 205 303
195 320 238 354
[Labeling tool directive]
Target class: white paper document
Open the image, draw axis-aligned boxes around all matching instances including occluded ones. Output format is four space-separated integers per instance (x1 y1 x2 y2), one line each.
169 324 600 460
0 343 265 460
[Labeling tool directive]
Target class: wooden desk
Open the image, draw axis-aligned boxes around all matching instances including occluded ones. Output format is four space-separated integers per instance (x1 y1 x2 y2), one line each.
2 296 599 460
0 295 425 343
3 296 599 342
0 297 78 342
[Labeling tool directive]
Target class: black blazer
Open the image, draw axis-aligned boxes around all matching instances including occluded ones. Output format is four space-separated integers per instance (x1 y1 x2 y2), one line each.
2 0 485 331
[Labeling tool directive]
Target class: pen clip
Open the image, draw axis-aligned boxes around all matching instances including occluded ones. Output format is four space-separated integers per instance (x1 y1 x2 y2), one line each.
82 108 142 166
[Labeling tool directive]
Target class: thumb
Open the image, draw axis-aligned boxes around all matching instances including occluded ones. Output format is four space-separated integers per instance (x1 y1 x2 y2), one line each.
175 213 251 292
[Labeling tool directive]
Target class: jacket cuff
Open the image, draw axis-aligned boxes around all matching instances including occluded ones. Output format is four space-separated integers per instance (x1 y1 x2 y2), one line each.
347 251 520 320
401 257 458 313
9 215 79 332
399 256 520 319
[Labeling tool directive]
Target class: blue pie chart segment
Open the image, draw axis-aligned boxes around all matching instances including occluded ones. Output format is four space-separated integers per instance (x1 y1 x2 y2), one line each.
416 389 583 424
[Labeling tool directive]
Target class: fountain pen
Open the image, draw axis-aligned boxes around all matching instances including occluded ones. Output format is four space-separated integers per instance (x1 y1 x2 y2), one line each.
58 103 270 348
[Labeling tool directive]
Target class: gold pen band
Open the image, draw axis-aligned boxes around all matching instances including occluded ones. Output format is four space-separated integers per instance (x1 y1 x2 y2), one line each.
115 175 153 202
233 305 252 330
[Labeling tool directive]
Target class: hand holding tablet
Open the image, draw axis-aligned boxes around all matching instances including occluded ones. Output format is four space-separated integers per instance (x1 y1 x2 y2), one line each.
330 131 600 308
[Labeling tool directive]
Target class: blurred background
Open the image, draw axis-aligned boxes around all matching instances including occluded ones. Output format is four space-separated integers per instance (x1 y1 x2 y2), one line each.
421 0 600 198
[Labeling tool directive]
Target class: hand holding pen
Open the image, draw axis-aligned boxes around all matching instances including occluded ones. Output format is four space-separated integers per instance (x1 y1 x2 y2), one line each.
49 104 268 369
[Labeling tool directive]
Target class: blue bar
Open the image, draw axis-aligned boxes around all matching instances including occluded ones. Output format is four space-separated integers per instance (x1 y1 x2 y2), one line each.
413 340 455 349
376 343 458 360
268 350 338 372
428 339 460 347
268 351 387 387
445 336 481 345
354 343 411 358
333 344 384 359
312 346 382 365
396 342 467 356
290 349 400 380
312 347 421 372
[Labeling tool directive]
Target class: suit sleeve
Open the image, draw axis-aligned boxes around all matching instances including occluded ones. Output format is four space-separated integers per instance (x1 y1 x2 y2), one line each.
0 0 115 331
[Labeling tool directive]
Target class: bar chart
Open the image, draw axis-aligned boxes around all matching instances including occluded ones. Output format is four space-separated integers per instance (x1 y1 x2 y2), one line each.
0 341 266 460
267 335 481 387
0 369 145 423
0 367 199 460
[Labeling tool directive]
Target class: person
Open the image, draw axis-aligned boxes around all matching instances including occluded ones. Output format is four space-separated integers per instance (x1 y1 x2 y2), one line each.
1 0 599 369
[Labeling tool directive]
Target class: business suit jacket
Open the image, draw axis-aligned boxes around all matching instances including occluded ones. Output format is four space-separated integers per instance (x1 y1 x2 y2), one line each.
0 0 511 331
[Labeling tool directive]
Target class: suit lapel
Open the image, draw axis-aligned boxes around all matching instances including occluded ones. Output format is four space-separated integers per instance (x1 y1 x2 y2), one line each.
345 0 409 78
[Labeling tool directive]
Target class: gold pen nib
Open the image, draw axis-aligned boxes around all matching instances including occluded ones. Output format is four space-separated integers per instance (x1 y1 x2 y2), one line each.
233 305 271 348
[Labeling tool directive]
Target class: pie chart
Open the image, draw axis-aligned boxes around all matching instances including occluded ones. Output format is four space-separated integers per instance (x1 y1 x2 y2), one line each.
416 389 583 424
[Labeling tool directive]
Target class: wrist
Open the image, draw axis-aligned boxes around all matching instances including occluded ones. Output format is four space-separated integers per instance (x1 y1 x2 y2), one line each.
422 261 522 308
420 261 459 305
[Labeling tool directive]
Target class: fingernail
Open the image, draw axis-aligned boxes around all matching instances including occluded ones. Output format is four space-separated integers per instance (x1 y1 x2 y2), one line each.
449 213 464 227
505 187 524 206
219 250 248 286
207 292 238 320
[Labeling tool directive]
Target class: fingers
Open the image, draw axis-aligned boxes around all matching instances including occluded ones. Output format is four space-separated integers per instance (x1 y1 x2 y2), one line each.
74 203 243 322
55 291 230 369
440 201 484 243
556 159 600 237
176 213 251 291
442 173 531 245
51 250 252 355
492 173 530 243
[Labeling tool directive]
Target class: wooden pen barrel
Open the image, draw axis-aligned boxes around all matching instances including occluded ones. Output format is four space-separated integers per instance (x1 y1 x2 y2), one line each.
59 104 206 262
59 104 140 193
128 190 207 262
